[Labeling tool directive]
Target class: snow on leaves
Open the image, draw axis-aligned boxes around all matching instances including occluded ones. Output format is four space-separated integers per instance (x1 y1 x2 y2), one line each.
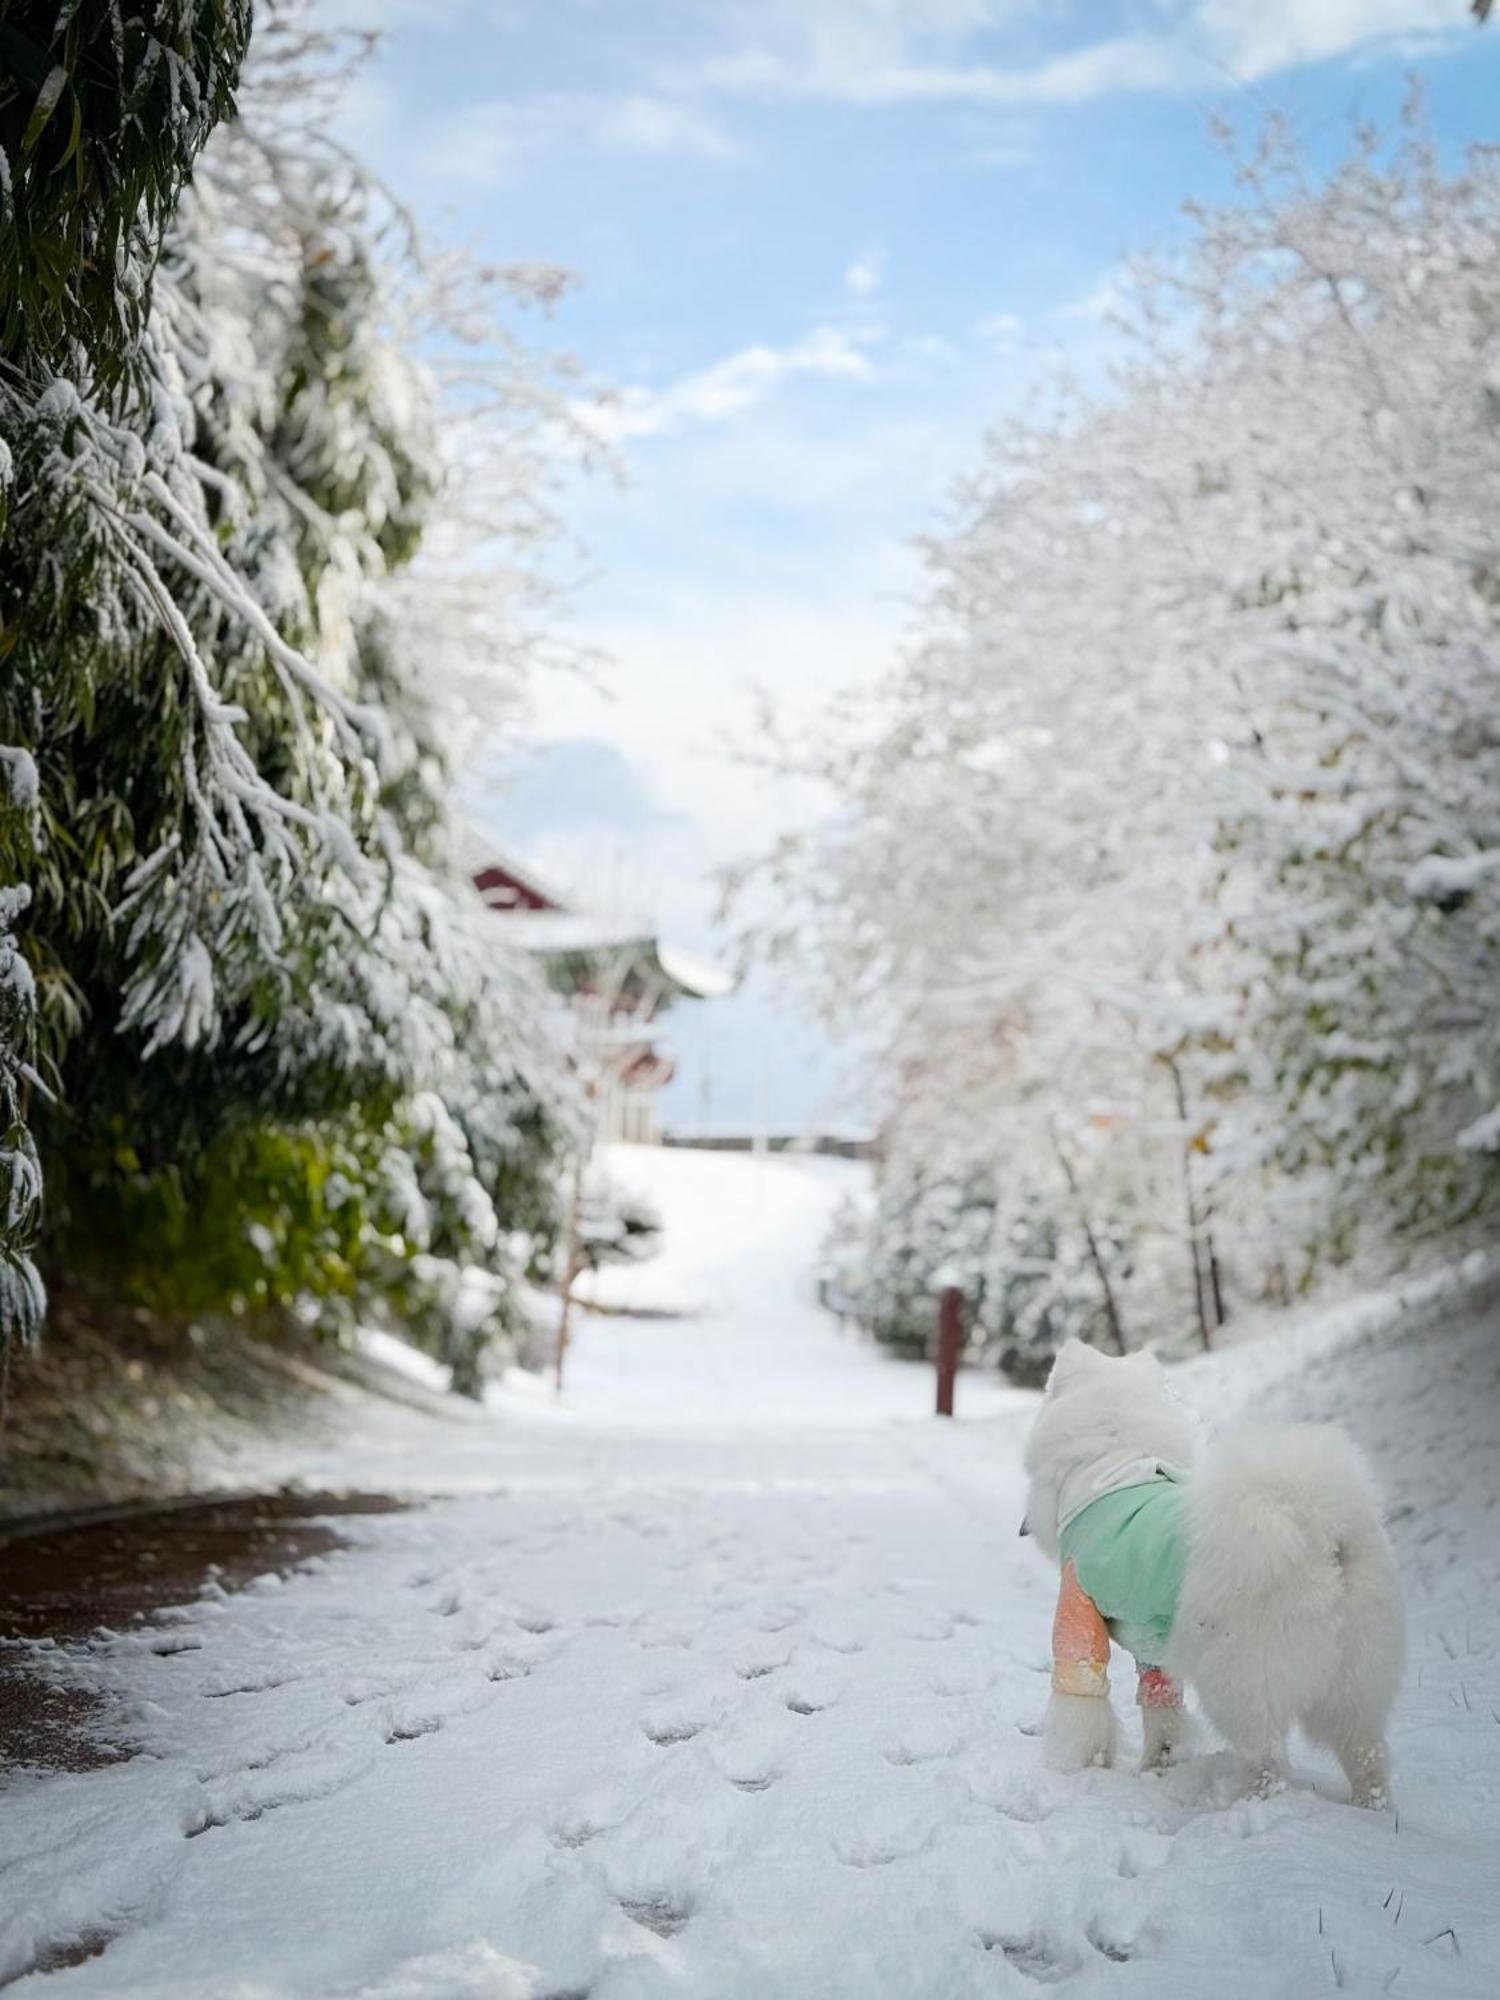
0 6 589 1369
773 104 1500 1321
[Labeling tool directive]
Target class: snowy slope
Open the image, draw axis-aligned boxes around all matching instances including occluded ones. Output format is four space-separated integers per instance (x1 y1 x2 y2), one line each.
1 1150 1498 1998
554 1144 1022 1425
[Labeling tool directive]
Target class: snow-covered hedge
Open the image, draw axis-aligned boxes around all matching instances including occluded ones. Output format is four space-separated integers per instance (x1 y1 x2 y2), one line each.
830 1158 1130 1387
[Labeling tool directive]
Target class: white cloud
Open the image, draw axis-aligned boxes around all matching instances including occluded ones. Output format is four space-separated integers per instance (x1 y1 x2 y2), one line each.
1057 271 1131 325
527 587 901 891
1193 0 1456 83
418 97 544 187
974 309 1024 343
903 332 961 366
595 94 743 160
844 246 887 297
971 137 1037 169
695 35 1186 106
584 327 879 444
418 89 742 187
716 0 1032 85
688 0 1462 109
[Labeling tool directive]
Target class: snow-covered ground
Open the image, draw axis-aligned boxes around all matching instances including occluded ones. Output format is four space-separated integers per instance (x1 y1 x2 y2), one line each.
555 1145 1020 1425
3 1148 1498 1997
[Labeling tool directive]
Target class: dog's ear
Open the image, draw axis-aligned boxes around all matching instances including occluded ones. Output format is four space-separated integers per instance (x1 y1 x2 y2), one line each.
1045 1339 1098 1392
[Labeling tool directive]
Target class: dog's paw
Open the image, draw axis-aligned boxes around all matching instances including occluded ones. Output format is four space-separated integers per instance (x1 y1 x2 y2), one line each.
1140 1704 1197 1772
1248 1763 1288 1801
1043 1691 1117 1773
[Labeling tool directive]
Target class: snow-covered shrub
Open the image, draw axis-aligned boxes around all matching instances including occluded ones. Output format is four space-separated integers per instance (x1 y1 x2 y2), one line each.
574 1168 664 1274
817 1192 871 1321
850 1156 1130 1386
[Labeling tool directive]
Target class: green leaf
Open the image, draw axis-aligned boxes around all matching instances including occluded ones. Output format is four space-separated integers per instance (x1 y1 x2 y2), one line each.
58 92 84 174
22 66 68 156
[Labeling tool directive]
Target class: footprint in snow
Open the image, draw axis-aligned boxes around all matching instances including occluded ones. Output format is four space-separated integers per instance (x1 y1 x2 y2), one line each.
884 1716 964 1765
201 1672 295 1700
755 1602 802 1634
931 1661 993 1698
550 1798 624 1850
641 1695 714 1746
512 1607 556 1636
731 1637 791 1680
1116 1829 1173 1878
484 1647 533 1683
709 1721 790 1793
636 1619 697 1651
147 1633 204 1657
830 1802 936 1868
783 1665 843 1716
979 1934 1075 1984
963 1759 1048 1823
900 1609 955 1643
617 1893 692 1939
808 1616 865 1655
183 1748 358 1837
1087 1921 1133 1963
384 1712 443 1745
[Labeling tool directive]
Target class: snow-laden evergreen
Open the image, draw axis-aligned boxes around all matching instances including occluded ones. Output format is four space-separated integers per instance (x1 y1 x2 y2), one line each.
0 5 590 1382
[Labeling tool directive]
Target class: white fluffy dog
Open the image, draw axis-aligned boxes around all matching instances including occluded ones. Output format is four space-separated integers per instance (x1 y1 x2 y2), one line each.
1022 1341 1405 1808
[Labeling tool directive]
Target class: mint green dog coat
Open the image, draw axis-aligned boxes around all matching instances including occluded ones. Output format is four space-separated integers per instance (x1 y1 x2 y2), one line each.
1057 1474 1187 1670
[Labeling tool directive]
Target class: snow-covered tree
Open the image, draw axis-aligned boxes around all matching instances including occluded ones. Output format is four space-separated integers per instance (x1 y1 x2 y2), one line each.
1 0 253 1378
766 103 1500 1319
0 0 252 382
1179 112 1500 1265
1 4 591 1385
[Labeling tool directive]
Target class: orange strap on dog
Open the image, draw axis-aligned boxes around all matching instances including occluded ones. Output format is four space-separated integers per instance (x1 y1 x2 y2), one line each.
1052 1558 1110 1698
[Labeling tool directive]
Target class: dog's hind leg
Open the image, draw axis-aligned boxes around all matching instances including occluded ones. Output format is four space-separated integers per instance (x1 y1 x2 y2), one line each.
1189 1676 1290 1797
1303 1699 1392 1810
1337 1736 1390 1811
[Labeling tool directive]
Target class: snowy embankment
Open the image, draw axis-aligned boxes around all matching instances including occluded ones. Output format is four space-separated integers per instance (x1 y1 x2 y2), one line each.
1 1148 1497 1998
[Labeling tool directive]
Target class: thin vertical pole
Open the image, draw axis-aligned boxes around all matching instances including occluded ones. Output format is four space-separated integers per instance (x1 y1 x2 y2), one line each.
935 1285 962 1418
554 1141 587 1394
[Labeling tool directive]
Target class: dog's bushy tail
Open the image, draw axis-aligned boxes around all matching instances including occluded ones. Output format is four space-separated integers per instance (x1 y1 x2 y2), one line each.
1169 1423 1404 1763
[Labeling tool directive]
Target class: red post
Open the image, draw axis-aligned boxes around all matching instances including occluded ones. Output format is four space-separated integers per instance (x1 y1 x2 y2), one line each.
935 1285 962 1418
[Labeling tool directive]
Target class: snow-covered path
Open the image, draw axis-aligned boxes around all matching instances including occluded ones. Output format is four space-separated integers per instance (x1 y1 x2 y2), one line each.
3 1151 1499 1998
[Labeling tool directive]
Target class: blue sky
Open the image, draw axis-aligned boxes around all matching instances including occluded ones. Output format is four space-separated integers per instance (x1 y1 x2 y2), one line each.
327 0 1500 1131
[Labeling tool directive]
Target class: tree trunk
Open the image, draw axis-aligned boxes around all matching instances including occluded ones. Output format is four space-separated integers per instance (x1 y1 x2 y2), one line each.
1168 1058 1224 1349
1052 1131 1127 1355
553 1143 588 1394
